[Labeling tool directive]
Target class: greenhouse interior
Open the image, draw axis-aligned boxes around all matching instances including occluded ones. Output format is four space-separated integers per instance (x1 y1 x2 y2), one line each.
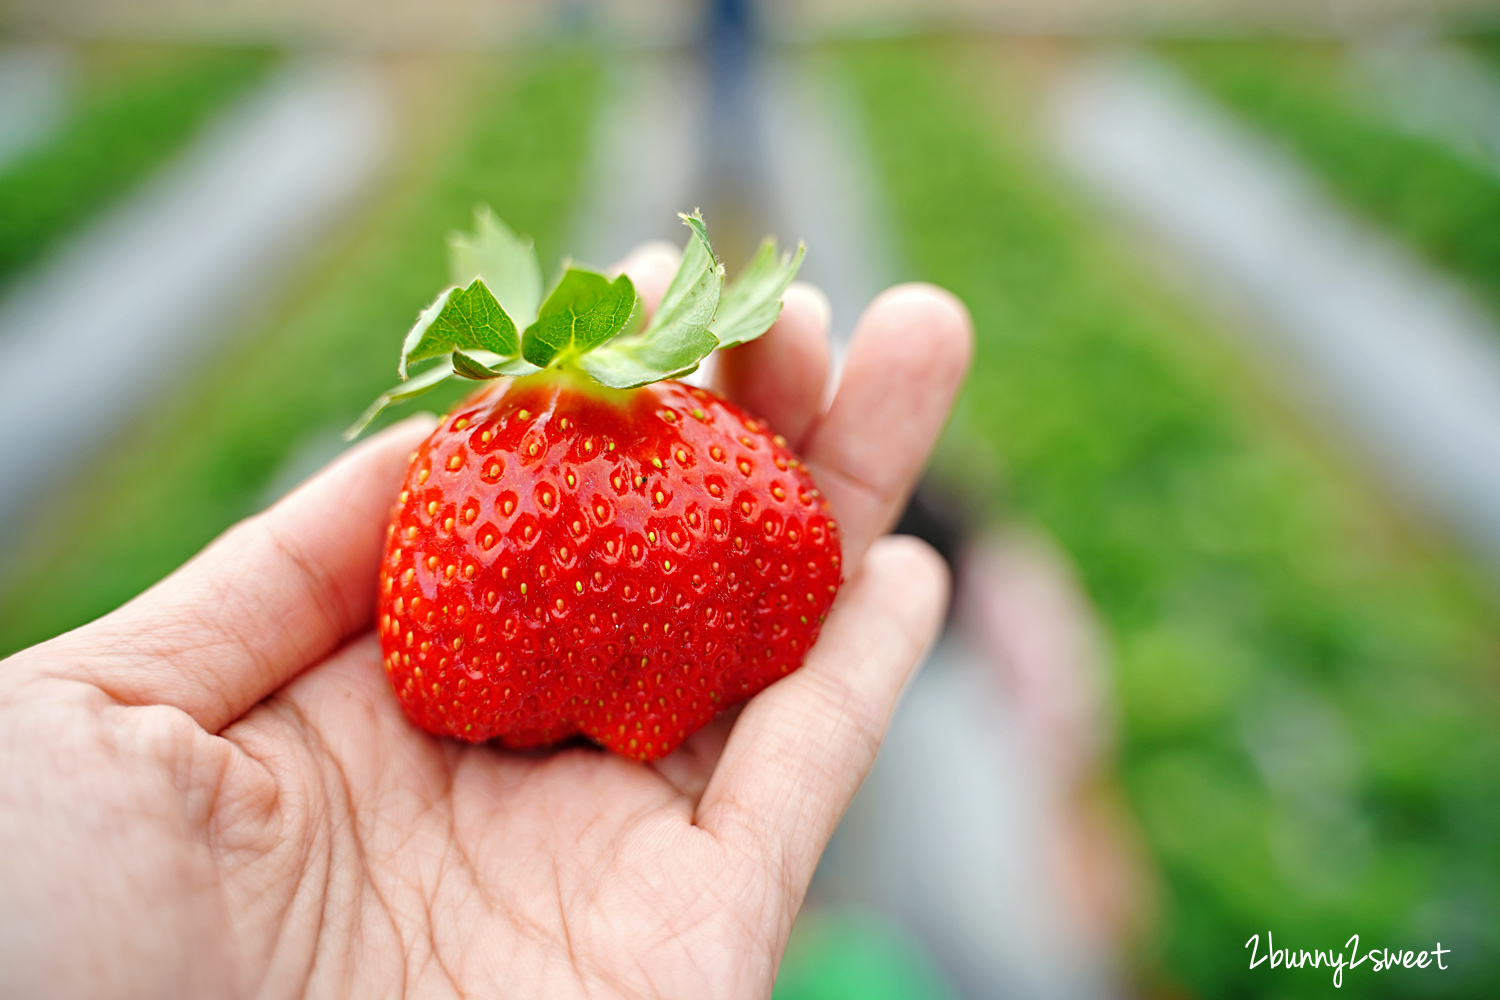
1 0 1499 996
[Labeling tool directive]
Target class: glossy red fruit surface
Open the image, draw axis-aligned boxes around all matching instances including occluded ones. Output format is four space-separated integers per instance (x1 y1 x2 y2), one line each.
377 371 842 761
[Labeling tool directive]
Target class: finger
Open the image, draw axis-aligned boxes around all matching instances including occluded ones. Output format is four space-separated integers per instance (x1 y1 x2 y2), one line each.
615 240 682 321
650 704 743 803
713 282 832 449
23 414 439 733
801 283 971 570
695 535 949 890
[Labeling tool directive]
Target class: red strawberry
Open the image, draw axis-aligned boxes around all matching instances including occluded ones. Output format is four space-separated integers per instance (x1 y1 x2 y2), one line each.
352 209 840 761
377 372 840 760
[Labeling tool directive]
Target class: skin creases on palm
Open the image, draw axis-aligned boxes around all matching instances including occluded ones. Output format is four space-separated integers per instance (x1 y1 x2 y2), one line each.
0 256 971 1000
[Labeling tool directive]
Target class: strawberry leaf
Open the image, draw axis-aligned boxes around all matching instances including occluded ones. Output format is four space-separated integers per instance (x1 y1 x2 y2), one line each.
709 236 806 349
350 209 809 439
486 354 544 377
399 278 519 379
449 348 541 379
448 206 544 329
344 357 458 440
580 212 724 389
452 349 503 380
521 269 638 368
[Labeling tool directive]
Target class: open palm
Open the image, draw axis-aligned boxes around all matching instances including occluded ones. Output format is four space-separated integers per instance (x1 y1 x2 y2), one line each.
0 248 970 1000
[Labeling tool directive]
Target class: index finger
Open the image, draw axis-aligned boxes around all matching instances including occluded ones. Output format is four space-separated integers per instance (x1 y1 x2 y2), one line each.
714 281 833 450
694 535 949 889
800 283 972 569
11 415 437 733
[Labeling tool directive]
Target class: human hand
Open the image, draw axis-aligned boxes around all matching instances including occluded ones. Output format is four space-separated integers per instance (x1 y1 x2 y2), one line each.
0 249 971 999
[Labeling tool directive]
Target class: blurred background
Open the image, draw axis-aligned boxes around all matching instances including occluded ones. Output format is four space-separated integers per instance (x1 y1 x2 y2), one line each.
2 0 1500 995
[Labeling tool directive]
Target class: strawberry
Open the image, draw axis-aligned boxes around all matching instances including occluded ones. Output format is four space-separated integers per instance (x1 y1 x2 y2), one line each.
351 209 840 761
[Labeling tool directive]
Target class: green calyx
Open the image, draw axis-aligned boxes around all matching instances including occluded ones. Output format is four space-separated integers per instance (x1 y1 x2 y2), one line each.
345 208 805 439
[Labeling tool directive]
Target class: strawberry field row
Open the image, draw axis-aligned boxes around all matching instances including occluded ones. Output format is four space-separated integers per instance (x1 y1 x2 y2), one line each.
0 42 273 284
0 50 603 657
844 38 1500 999
1162 38 1500 332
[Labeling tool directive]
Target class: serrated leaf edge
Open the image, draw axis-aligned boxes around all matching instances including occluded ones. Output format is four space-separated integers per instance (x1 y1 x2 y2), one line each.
351 208 806 439
709 237 807 350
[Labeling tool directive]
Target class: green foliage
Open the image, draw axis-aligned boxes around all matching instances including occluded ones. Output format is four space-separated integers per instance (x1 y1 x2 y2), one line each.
1475 35 1500 68
581 213 723 388
773 909 959 1000
0 50 604 656
357 205 558 438
0 44 273 284
1160 39 1500 325
448 205 544 328
523 268 638 367
401 279 519 377
710 236 804 350
346 357 465 441
844 39 1500 998
360 207 790 414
